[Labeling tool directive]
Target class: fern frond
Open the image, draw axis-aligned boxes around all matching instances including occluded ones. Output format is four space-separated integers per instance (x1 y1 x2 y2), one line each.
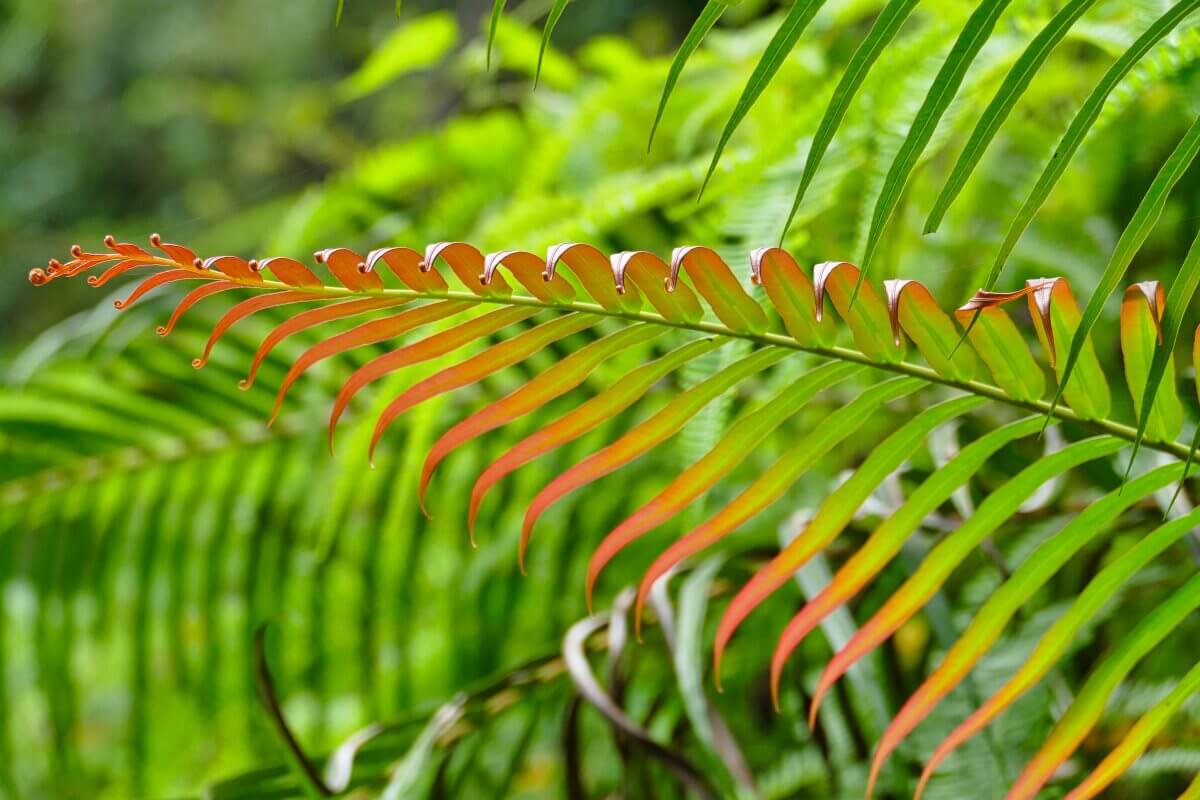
28 233 1200 797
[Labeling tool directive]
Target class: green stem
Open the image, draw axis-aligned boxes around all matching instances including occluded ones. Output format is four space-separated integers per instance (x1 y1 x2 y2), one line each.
245 279 1193 462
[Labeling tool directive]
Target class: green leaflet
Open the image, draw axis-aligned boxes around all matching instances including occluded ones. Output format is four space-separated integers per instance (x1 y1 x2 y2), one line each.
954 306 1045 402
700 0 828 195
1133 226 1200 472
880 462 1185 773
986 0 1200 290
535 0 571 88
1010 570 1200 799
714 394 986 675
1122 284 1183 445
858 0 1014 282
781 0 920 240
640 375 927 638
1052 113 1200 431
487 0 508 68
648 1 729 151
810 436 1126 715
905 434 1124 593
924 0 1098 233
1066 659 1200 800
924 506 1200 794
768 414 1048 690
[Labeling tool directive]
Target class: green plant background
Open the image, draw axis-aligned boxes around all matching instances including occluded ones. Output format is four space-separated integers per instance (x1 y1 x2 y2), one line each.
4 0 1200 797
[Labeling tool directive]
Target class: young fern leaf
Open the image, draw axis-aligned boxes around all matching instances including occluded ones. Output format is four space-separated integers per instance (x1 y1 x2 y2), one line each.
857 0 1013 288
923 0 1099 233
1050 114 1200 443
781 0 920 242
985 0 1200 290
28 235 1200 799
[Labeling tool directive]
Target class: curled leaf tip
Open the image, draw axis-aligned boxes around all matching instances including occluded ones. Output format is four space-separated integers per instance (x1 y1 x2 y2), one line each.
28 268 47 286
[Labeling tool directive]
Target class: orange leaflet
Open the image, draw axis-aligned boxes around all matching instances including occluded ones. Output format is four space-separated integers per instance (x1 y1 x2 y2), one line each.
240 297 407 390
268 300 475 423
192 291 324 369
419 324 664 530
479 336 724 566
585 360 861 609
369 314 599 461
523 347 788 585
325 305 537 442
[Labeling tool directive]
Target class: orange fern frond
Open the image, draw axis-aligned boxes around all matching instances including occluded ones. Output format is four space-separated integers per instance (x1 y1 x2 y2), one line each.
30 234 1200 799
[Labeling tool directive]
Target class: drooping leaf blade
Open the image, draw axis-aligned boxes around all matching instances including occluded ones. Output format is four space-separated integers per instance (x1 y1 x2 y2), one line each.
1050 113 1200 430
921 506 1200 794
535 0 571 88
420 323 663 516
859 0 1015 281
708 392 984 679
923 0 1099 232
585 360 861 606
487 0 508 68
471 335 725 555
648 1 729 151
985 0 1200 290
699 0 829 195
634 376 929 635
371 313 599 460
769 414 1047 705
523 346 788 572
811 436 1126 723
781 0 920 241
1008 571 1200 800
877 463 1186 796
1063 659 1200 800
